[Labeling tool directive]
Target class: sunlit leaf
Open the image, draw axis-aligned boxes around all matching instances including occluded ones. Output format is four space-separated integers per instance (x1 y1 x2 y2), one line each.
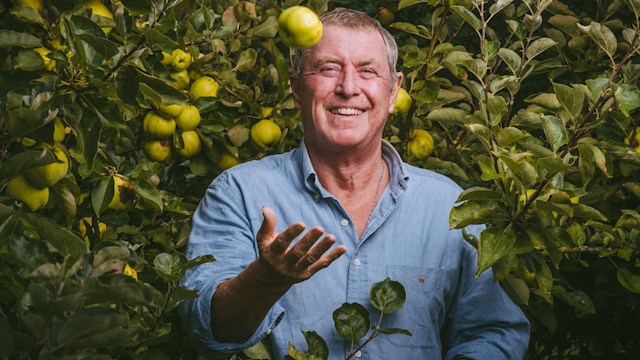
577 22 617 57
450 200 500 229
540 115 568 152
247 16 279 38
426 107 469 125
526 38 557 60
498 48 522 75
130 178 163 212
478 227 516 275
553 82 584 119
451 6 482 31
615 84 640 117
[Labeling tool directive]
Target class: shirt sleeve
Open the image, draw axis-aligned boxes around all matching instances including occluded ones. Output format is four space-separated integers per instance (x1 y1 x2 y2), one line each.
443 233 530 360
177 172 285 357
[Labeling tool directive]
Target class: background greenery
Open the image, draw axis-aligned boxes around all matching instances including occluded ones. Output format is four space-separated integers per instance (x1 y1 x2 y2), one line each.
1 0 639 358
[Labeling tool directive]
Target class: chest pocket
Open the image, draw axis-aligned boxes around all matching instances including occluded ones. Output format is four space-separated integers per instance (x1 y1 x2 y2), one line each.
382 265 448 349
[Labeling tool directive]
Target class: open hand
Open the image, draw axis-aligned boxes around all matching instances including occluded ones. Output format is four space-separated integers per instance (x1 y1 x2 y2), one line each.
256 207 347 285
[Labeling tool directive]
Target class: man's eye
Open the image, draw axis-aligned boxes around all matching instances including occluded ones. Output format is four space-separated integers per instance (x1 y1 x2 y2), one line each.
320 67 339 76
360 69 377 78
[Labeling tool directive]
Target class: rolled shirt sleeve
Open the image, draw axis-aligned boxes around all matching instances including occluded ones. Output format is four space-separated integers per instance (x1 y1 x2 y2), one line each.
178 172 285 356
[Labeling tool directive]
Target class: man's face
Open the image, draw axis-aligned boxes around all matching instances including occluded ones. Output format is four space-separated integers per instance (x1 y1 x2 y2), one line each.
292 25 402 155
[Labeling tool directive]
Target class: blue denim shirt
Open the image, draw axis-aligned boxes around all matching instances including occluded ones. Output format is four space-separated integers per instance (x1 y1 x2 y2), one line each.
179 140 530 359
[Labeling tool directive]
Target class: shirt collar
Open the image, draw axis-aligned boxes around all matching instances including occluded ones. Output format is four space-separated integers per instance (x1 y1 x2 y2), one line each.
296 138 410 200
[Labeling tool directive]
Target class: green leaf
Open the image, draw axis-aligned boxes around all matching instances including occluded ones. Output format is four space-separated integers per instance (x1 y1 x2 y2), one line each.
54 308 144 350
130 178 163 212
302 330 329 360
571 203 608 221
426 107 468 125
526 38 557 60
499 153 539 189
83 94 126 129
578 143 611 179
143 28 178 51
21 213 86 259
496 127 528 147
456 187 501 202
615 84 640 117
498 48 522 75
501 274 530 305
15 49 44 71
398 0 429 10
0 149 57 180
376 327 412 336
153 252 188 282
120 0 152 16
91 177 114 217
566 222 586 246
535 201 574 217
617 268 640 293
370 278 406 314
536 157 572 176
332 303 370 342
489 0 514 16
585 78 609 100
5 108 45 139
548 15 581 37
115 67 140 107
449 200 500 229
540 115 568 152
233 48 257 72
451 6 482 31
462 59 487 81
247 16 279 38
577 22 617 57
552 286 595 314
478 227 516 275
526 93 561 109
553 83 584 119
390 22 429 38
76 33 119 60
137 70 189 106
0 30 42 48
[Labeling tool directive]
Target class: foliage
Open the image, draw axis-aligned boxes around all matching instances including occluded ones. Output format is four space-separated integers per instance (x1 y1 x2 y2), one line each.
287 278 410 360
0 0 639 359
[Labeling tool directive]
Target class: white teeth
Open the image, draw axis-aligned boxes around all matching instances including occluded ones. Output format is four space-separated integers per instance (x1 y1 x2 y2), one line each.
331 108 363 115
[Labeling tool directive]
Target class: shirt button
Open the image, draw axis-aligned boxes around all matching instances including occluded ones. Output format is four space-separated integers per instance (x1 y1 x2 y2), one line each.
340 219 349 227
354 258 361 266
354 350 362 358
266 328 272 335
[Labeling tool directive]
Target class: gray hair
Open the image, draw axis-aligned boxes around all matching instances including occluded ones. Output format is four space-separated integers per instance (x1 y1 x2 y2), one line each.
290 7 399 85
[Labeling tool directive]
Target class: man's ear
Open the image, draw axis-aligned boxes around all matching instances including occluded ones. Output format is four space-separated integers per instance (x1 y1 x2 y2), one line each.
388 71 404 114
289 68 301 108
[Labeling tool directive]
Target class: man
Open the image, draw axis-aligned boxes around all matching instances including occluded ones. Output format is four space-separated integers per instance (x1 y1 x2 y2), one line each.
179 8 530 360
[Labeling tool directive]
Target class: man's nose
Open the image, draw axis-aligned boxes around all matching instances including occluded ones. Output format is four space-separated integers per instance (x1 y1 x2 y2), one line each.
335 67 361 97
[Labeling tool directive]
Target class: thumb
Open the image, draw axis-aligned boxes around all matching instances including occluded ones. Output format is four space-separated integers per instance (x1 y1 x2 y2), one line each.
256 206 277 246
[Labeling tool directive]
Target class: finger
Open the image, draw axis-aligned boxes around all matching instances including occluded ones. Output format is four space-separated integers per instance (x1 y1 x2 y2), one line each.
256 207 278 246
307 244 348 275
297 235 341 267
286 226 324 262
270 222 306 254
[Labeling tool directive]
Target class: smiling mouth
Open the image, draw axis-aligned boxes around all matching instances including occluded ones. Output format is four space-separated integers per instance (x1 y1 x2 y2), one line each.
330 107 364 116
